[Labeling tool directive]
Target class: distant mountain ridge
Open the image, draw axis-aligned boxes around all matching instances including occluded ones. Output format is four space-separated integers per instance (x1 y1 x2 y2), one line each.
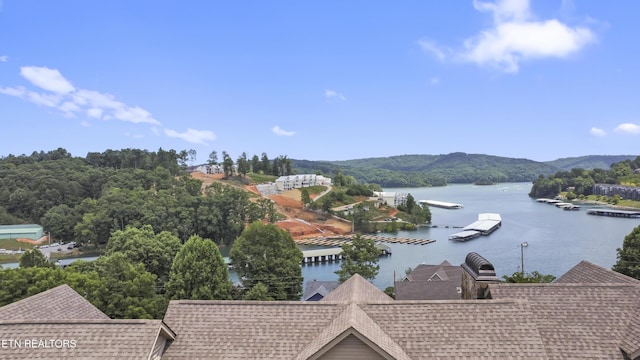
291 153 638 187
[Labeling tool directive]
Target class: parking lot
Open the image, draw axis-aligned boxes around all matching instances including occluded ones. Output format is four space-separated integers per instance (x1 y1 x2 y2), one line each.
37 242 78 256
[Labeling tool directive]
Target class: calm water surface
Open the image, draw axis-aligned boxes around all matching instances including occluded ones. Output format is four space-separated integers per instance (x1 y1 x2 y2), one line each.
302 182 640 289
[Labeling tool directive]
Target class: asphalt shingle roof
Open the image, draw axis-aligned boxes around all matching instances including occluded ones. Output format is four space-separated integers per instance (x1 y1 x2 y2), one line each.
0 319 170 360
554 260 639 284
0 284 109 321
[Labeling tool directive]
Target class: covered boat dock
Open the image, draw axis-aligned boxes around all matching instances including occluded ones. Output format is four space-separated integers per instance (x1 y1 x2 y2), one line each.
418 200 464 209
587 209 640 218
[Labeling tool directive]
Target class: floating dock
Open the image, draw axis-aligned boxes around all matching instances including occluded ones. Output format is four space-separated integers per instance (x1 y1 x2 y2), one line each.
587 209 640 218
295 234 435 247
449 213 502 242
418 200 464 209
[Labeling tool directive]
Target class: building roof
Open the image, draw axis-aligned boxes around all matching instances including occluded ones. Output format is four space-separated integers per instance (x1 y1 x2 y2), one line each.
303 280 339 301
162 274 550 359
395 261 463 300
0 284 109 321
489 282 640 359
320 274 394 304
554 260 639 284
0 319 173 359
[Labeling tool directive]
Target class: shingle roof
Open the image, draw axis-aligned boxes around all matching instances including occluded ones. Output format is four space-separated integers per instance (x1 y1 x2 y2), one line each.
303 280 339 301
395 280 461 300
0 319 172 360
0 284 109 321
490 282 640 359
395 261 463 300
554 260 640 284
320 274 394 303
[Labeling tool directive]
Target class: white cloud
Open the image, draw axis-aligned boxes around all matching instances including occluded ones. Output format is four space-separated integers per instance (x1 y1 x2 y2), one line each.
25 91 61 108
422 0 596 73
430 77 440 85
20 66 75 94
614 123 640 135
272 126 295 136
418 40 447 61
113 106 159 125
87 108 103 119
80 120 91 127
164 128 216 145
151 126 160 136
0 86 26 97
325 89 346 101
590 127 606 137
0 55 8 62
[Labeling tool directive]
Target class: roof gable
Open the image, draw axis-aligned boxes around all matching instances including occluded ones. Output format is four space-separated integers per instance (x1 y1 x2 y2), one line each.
294 303 411 360
321 274 393 303
0 284 108 321
304 280 340 301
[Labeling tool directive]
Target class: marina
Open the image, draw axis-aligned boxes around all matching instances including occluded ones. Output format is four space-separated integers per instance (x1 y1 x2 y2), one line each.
301 243 391 265
449 213 502 241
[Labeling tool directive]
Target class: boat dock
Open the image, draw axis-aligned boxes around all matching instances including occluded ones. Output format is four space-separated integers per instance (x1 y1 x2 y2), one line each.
300 243 391 265
449 213 502 242
295 234 435 246
587 209 640 218
418 200 464 209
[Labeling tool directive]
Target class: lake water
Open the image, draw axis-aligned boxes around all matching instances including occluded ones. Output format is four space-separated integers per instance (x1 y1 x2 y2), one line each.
4 183 639 291
301 182 640 289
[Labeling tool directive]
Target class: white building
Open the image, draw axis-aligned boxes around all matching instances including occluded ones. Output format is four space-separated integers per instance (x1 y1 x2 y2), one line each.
192 164 238 175
275 174 332 191
372 191 408 208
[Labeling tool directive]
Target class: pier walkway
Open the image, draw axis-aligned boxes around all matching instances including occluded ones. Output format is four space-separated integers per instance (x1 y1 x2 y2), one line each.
295 234 435 247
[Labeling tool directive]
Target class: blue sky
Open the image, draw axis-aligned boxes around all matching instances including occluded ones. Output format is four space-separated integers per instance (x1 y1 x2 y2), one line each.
1 0 638 163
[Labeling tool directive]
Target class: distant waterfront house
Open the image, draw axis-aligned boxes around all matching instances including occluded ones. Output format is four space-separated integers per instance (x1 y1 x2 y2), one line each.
372 191 408 208
395 260 463 300
0 224 43 240
274 174 332 191
303 280 340 301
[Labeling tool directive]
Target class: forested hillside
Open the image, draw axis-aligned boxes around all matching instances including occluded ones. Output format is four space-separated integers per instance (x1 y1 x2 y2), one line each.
292 153 638 187
529 156 640 199
0 148 276 246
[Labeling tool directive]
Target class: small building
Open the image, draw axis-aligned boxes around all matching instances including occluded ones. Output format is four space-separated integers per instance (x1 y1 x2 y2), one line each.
0 224 43 240
275 174 332 191
372 191 408 208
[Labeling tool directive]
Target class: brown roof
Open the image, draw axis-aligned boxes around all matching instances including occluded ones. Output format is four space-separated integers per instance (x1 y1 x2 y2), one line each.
320 274 394 303
554 260 640 284
163 274 550 359
395 261 463 300
0 319 174 360
490 282 640 359
403 261 460 282
0 284 109 321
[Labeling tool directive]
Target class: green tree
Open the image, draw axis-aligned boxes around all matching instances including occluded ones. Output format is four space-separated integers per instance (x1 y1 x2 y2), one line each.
300 188 311 206
243 282 274 301
501 271 556 283
67 253 166 319
166 235 232 300
230 222 303 300
208 150 218 165
106 225 182 287
19 249 54 268
335 235 380 282
613 225 640 279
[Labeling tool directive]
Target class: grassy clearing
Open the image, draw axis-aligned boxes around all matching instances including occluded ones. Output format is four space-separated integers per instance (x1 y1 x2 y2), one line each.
0 238 37 251
306 185 328 196
247 173 277 184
